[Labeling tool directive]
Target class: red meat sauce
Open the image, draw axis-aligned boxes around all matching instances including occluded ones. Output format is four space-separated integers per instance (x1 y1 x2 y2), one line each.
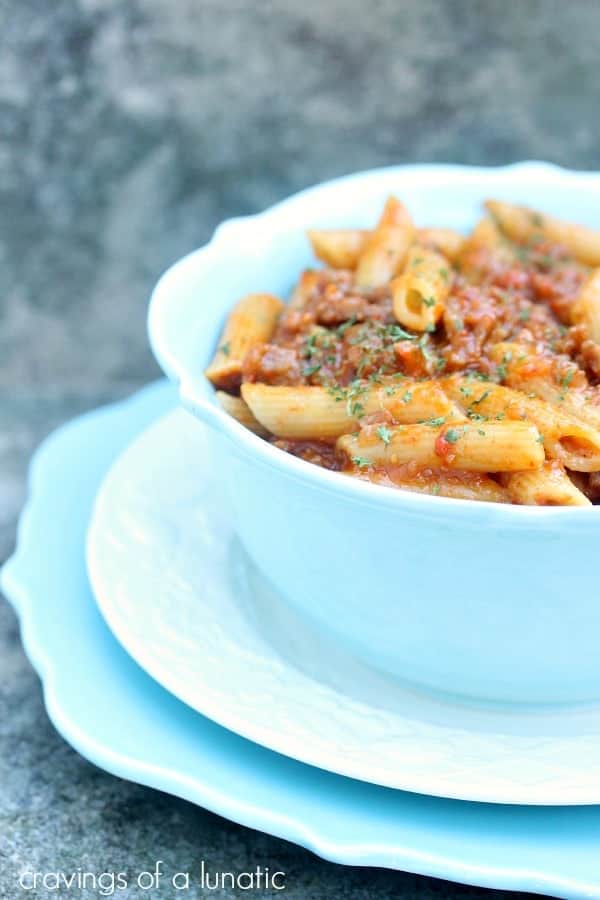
240 239 597 479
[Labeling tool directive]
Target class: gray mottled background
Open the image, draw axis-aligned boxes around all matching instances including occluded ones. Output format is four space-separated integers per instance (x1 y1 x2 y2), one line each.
1 0 599 896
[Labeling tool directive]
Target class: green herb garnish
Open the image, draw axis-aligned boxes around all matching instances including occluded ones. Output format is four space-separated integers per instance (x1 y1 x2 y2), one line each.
496 352 512 381
471 390 491 406
303 363 321 377
386 324 419 343
560 369 576 389
377 425 392 446
421 416 446 427
444 428 462 443
336 316 358 336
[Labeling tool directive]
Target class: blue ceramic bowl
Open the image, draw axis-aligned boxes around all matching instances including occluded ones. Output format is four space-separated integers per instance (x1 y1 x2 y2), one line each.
149 163 600 704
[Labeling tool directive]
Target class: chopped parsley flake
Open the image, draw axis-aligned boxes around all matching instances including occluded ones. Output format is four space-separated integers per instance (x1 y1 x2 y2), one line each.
444 427 462 443
218 341 231 356
519 308 531 322
496 352 513 381
301 334 319 358
418 334 436 363
421 416 446 427
336 316 358 336
467 410 487 422
352 456 372 468
471 390 491 406
326 384 346 403
423 296 436 308
386 324 418 342
402 390 413 404
560 369 576 389
377 425 392 445
345 380 369 419
303 363 321 376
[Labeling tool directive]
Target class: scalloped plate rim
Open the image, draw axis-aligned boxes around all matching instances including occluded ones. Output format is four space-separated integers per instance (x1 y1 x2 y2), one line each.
3 388 600 899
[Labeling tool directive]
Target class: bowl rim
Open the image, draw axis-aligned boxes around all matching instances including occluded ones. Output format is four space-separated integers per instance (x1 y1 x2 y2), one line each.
148 161 600 525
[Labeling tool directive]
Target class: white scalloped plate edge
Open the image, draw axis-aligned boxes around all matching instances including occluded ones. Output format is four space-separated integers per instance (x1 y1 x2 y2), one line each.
86 402 600 806
3 381 600 899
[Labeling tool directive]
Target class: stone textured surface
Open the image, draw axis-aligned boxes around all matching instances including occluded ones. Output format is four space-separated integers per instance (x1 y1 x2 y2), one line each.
2 0 600 896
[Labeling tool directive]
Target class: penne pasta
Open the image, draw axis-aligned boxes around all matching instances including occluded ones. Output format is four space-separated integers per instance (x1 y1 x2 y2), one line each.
288 269 322 309
504 462 592 507
307 229 368 269
571 268 600 343
456 216 515 278
216 391 269 437
205 293 284 390
443 375 600 472
391 245 450 331
489 341 600 433
241 380 462 440
355 196 415 288
416 227 464 262
337 421 544 472
348 466 510 503
485 199 600 266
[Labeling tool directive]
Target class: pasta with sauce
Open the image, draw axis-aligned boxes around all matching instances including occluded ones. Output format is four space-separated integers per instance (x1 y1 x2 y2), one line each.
206 197 600 506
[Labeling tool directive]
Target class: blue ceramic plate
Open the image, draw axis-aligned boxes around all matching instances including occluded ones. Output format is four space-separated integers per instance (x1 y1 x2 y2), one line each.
3 380 600 899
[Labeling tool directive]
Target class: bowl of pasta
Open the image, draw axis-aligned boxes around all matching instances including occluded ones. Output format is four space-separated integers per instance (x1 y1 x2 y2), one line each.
149 162 600 704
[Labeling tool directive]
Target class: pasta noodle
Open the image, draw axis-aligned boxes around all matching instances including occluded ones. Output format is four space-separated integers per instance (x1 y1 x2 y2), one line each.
391 245 450 331
485 199 600 266
216 391 269 437
488 342 600 433
572 269 600 343
242 380 461 440
355 197 415 288
205 293 284 389
504 462 591 507
308 229 368 269
337 421 544 472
